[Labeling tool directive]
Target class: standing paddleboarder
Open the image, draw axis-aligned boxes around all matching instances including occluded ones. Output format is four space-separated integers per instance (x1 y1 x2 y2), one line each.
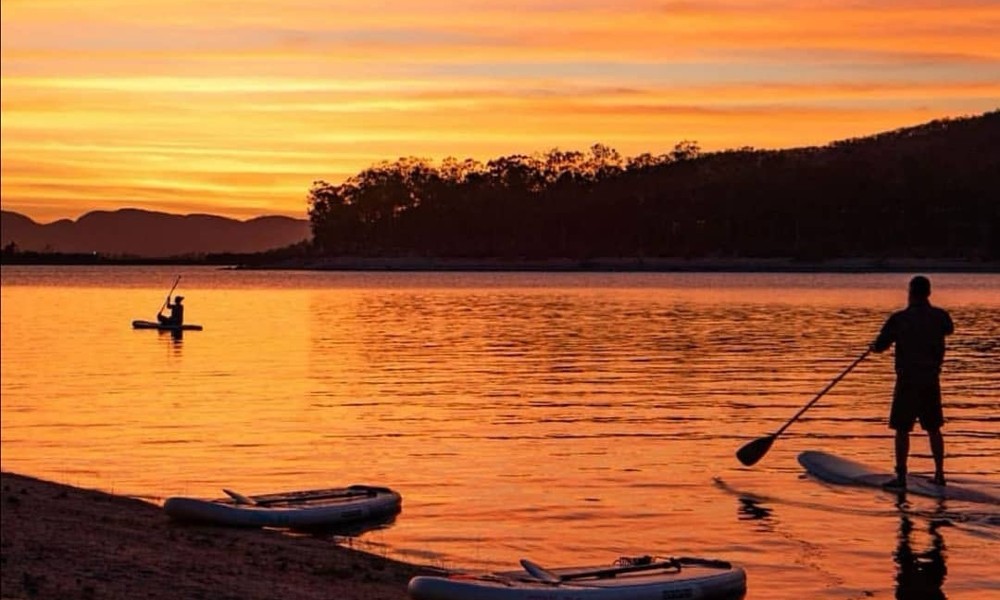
871 276 954 490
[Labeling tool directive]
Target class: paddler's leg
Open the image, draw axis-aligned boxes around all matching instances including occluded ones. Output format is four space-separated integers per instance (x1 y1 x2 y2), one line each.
922 376 946 486
927 428 945 486
885 378 913 490
892 429 909 487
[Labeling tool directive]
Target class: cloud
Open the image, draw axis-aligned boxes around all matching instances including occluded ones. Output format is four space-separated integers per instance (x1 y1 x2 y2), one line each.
2 0 997 218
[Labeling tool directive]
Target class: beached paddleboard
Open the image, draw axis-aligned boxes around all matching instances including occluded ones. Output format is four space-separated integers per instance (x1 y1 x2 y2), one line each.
163 484 401 528
132 320 203 331
408 556 746 600
798 451 999 505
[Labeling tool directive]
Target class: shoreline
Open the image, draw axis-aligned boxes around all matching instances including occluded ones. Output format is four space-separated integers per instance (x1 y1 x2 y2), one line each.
0 471 433 600
0 256 1000 274
244 256 1000 273
2 255 997 273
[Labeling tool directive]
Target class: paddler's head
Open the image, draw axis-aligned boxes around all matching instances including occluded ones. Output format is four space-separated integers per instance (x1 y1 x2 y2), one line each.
908 276 930 305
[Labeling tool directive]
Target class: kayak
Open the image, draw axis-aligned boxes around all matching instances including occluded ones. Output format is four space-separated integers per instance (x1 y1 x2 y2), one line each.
132 320 203 331
163 485 402 529
408 556 747 600
799 451 1000 505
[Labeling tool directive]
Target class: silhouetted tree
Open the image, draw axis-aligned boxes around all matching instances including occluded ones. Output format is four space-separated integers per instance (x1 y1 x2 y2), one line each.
306 111 999 261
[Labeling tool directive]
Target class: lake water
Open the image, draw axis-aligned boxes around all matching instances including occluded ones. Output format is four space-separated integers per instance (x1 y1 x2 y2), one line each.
1 266 998 599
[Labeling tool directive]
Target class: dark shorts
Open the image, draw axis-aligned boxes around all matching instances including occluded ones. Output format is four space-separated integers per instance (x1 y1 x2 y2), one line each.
890 373 943 432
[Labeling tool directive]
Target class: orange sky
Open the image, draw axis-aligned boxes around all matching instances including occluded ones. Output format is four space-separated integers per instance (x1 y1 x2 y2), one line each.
2 0 998 221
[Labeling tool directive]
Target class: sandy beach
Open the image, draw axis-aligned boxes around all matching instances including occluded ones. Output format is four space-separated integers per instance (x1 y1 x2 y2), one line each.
0 472 431 600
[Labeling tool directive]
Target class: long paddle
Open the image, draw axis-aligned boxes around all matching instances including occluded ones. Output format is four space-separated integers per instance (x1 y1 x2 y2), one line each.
736 348 871 467
158 275 182 316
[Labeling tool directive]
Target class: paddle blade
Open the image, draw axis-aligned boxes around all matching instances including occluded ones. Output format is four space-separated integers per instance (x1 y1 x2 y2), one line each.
736 435 775 467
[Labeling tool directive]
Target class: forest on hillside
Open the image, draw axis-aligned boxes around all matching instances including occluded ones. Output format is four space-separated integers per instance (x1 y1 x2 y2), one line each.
308 112 999 261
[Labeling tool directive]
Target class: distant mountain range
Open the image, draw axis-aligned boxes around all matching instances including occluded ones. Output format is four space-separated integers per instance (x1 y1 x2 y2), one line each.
0 209 311 257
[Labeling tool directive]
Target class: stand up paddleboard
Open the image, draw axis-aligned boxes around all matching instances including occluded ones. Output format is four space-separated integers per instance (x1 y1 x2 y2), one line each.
132 320 203 332
408 556 746 600
798 451 999 505
164 484 401 528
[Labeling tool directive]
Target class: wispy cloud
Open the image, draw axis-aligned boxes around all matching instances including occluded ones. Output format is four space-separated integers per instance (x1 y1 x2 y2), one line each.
2 0 997 220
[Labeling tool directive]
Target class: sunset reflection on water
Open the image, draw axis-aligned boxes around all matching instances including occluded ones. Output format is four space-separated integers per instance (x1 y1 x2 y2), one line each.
2 267 997 599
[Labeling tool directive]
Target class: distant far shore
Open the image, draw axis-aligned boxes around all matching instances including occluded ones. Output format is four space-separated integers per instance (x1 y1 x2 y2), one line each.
0 471 431 600
2 254 998 273
245 256 1000 273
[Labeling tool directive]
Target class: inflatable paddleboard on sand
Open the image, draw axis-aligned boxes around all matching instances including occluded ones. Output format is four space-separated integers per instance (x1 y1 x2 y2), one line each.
798 451 999 505
408 556 746 600
164 485 402 528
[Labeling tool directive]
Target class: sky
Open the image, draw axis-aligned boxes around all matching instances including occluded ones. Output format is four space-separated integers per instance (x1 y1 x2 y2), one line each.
2 0 998 222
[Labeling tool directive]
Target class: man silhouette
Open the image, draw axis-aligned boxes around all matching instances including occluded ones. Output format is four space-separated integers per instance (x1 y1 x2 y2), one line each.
871 276 953 490
157 295 185 327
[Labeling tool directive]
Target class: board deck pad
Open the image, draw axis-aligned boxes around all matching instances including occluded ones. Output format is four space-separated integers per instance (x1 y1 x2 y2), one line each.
798 451 999 505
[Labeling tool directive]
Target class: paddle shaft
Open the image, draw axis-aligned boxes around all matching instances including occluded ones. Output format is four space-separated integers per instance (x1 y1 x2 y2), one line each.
159 275 181 314
771 348 871 438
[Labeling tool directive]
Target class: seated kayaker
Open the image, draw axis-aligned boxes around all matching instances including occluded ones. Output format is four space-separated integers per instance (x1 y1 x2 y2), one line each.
157 295 185 326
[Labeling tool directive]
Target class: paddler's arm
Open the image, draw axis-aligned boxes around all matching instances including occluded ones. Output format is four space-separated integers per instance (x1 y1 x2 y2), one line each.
870 314 896 353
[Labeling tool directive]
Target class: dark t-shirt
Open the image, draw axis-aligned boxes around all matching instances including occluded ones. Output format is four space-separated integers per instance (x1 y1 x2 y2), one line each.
168 303 185 325
873 301 953 375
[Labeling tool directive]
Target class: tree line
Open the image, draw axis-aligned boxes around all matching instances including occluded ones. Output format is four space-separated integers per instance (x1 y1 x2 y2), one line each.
307 112 998 261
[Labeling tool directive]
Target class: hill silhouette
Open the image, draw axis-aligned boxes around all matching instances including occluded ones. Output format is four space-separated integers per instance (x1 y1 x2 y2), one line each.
308 111 999 261
1 209 310 257
4 112 997 265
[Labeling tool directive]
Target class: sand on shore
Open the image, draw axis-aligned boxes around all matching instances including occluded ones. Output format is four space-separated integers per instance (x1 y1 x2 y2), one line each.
0 472 433 600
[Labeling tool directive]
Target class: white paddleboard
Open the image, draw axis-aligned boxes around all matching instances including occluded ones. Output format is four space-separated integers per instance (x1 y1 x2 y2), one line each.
408 557 746 600
798 451 999 505
164 484 402 528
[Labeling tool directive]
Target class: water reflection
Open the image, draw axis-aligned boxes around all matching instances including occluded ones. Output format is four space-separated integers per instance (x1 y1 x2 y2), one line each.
2 269 997 599
294 511 399 538
894 495 948 600
730 489 952 599
150 328 185 350
738 496 775 532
